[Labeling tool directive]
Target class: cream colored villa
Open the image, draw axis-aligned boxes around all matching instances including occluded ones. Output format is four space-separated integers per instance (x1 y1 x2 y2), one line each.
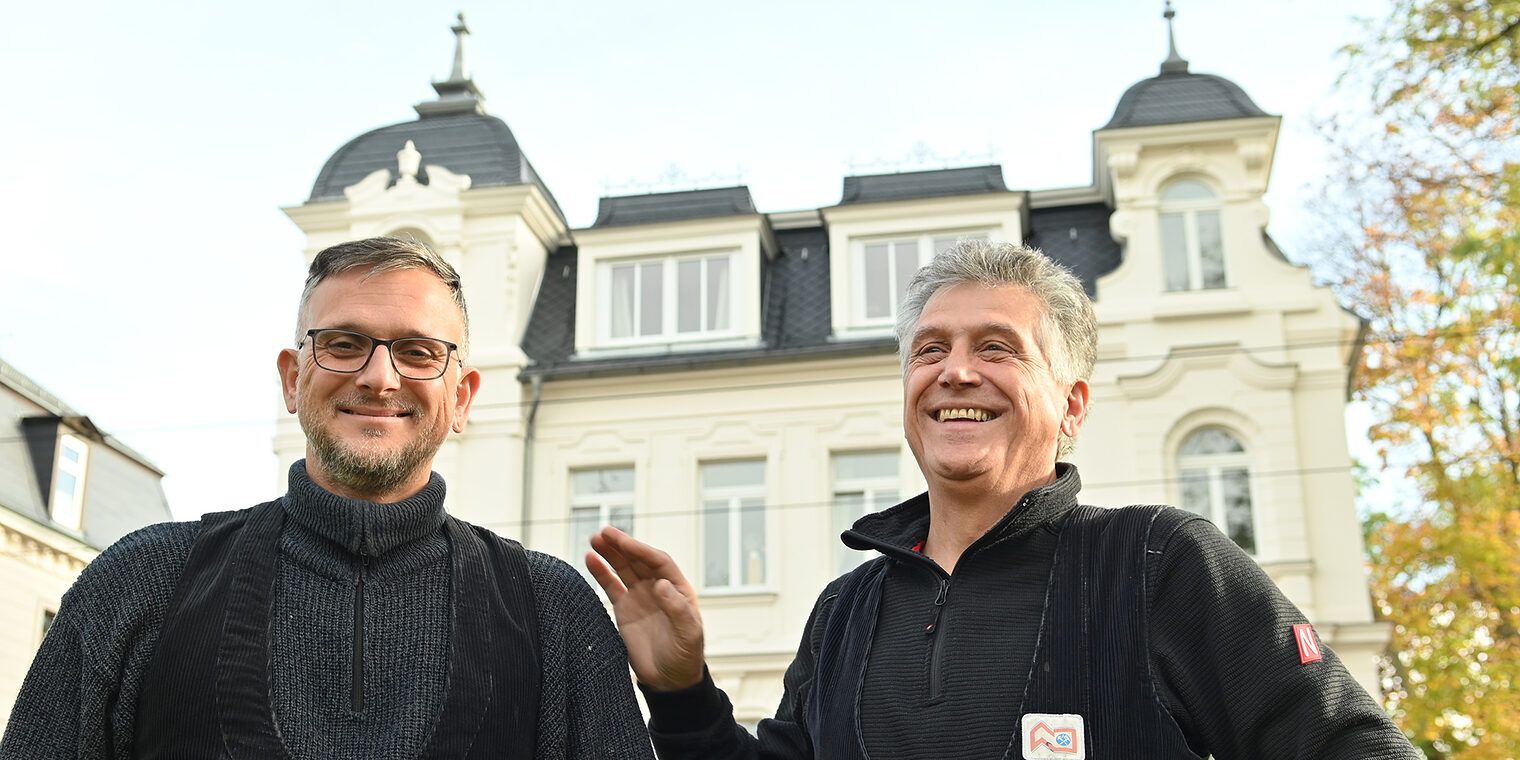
277 16 1390 717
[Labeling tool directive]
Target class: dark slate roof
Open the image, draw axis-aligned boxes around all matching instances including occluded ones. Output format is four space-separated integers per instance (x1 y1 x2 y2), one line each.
308 113 567 223
592 186 758 227
1103 71 1268 129
839 165 1007 205
1025 203 1123 298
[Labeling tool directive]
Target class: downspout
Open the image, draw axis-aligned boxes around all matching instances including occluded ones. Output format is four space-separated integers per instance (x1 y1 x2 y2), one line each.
520 373 543 547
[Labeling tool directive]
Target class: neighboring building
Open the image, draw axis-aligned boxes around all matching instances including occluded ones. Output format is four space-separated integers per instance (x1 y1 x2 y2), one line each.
0 357 173 725
278 14 1391 718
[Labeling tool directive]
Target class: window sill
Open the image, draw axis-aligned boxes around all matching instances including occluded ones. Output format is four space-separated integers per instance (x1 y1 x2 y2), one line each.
698 586 780 605
578 335 763 359
1153 288 1251 320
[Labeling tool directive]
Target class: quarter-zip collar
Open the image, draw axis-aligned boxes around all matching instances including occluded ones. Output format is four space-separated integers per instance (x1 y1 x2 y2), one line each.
281 460 448 559
843 462 1083 564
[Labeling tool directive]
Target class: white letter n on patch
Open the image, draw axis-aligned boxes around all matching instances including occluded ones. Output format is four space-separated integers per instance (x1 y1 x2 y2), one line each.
1293 623 1323 664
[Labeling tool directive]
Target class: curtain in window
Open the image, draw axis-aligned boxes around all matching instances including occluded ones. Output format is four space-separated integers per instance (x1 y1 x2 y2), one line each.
610 265 635 338
707 256 730 331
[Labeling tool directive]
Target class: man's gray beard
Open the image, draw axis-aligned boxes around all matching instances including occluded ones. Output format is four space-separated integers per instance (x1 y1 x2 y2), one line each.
303 416 440 497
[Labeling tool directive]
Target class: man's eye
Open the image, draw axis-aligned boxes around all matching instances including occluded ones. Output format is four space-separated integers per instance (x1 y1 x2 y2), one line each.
325 340 365 353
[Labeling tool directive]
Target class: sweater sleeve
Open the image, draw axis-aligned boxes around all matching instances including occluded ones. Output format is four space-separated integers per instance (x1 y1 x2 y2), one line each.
525 551 655 760
0 522 196 760
641 583 839 760
1147 516 1419 759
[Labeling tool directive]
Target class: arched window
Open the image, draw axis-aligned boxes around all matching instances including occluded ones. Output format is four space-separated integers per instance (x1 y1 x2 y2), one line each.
1159 180 1226 292
1177 427 1255 552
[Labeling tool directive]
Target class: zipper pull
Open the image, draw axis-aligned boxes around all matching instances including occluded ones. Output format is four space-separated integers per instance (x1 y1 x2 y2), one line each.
925 579 949 635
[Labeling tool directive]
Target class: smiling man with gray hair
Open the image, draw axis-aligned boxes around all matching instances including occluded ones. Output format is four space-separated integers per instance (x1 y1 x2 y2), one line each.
589 240 1417 758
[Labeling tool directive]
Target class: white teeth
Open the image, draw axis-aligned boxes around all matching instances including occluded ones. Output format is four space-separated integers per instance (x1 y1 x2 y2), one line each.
937 408 990 422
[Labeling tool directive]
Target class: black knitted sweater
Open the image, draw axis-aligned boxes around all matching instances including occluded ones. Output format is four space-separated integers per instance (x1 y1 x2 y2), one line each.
0 462 654 760
643 464 1418 759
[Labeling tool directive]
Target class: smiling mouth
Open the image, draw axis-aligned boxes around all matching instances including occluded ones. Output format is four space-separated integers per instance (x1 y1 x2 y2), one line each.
341 408 412 419
936 408 996 422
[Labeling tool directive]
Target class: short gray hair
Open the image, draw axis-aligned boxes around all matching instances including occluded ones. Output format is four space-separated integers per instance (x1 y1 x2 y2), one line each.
894 240 1097 457
295 237 471 360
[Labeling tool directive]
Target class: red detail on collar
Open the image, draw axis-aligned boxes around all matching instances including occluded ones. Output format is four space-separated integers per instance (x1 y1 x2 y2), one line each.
910 540 924 553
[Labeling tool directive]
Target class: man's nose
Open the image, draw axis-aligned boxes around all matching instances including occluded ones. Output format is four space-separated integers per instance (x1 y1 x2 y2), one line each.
938 347 981 387
355 344 403 392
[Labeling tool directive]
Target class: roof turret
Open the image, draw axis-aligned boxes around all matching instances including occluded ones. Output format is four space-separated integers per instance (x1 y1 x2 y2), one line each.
1102 2 1269 129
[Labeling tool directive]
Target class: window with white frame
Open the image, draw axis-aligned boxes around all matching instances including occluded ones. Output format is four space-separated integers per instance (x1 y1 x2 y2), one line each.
1177 427 1256 553
855 233 988 325
701 460 767 590
1159 180 1226 292
569 467 635 577
831 451 900 574
601 252 734 343
50 434 88 531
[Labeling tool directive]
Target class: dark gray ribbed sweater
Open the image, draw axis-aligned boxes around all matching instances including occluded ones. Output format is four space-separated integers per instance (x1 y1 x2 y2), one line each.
0 462 654 760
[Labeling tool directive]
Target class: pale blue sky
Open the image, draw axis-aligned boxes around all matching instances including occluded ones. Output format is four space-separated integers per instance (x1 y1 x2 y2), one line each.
0 0 1387 519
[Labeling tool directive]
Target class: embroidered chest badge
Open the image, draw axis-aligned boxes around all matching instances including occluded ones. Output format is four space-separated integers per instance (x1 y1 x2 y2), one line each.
1021 713 1085 759
1293 623 1323 664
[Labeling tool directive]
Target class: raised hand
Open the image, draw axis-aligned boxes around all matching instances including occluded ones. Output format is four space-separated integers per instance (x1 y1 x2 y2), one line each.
586 526 706 691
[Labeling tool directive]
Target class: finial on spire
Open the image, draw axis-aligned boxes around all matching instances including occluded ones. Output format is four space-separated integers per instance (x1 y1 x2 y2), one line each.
448 13 470 83
415 12 488 118
1161 0 1190 75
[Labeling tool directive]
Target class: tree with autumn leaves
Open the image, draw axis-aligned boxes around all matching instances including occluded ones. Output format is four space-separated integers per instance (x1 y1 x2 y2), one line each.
1314 1 1519 757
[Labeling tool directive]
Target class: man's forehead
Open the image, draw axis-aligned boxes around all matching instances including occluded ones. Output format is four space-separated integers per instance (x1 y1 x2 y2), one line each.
305 268 462 331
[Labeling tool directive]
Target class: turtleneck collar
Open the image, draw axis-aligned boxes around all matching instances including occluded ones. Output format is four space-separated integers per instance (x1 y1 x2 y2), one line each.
844 462 1083 557
281 460 448 558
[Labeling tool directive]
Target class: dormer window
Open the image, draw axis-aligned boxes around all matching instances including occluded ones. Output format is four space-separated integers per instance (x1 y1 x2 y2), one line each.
51 433 88 531
601 251 735 344
1159 180 1225 291
855 232 988 326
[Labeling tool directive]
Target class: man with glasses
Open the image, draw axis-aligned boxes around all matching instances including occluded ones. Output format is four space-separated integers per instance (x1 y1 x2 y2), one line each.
1 237 655 759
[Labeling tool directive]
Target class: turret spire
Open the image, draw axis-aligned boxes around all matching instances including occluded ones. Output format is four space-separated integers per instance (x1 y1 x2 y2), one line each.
1161 1 1190 75
414 13 487 118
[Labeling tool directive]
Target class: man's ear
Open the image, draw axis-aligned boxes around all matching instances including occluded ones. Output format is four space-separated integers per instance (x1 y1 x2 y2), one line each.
451 366 483 433
1060 378 1091 438
277 348 301 414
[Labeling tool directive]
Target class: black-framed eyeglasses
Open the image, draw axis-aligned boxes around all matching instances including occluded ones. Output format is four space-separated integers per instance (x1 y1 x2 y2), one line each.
302 329 458 381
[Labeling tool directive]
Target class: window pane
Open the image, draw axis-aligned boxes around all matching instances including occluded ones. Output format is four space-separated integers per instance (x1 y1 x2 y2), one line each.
56 471 77 498
572 468 635 495
703 499 730 587
610 265 635 338
63 447 81 463
863 244 891 319
570 506 600 558
677 259 701 333
833 491 867 573
1179 470 1210 517
1160 213 1190 292
834 452 898 481
893 241 919 311
609 505 634 534
702 460 765 489
707 256 730 331
1222 468 1255 552
1197 211 1225 289
1161 180 1216 202
1181 428 1244 456
741 498 765 585
873 489 899 510
639 261 663 336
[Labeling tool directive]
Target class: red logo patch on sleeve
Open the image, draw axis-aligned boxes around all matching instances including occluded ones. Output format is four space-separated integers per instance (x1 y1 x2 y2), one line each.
1293 623 1322 664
